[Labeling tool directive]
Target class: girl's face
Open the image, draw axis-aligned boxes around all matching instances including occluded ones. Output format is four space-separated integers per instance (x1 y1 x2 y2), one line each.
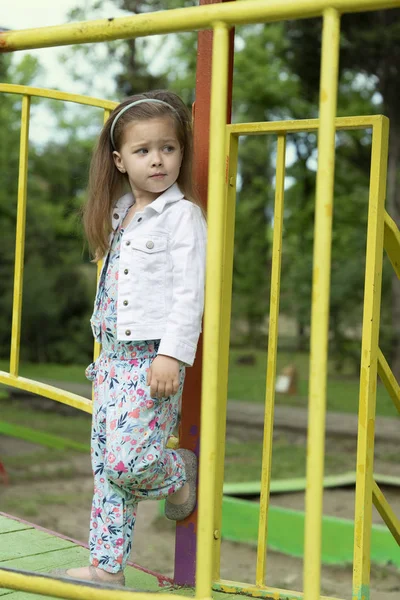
113 116 183 202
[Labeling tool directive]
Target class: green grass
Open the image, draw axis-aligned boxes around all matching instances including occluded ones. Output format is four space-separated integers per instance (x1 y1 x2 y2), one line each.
0 399 91 443
0 359 88 385
228 349 399 417
224 438 354 483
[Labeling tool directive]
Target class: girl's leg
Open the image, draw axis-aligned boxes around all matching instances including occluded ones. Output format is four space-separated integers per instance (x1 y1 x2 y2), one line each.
88 389 138 573
103 362 187 503
67 358 136 579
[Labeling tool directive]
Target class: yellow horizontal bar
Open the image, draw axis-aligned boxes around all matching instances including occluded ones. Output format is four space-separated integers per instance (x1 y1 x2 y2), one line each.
228 115 382 136
1 1 400 52
383 211 400 278
0 568 191 600
377 349 400 415
0 83 117 110
0 371 92 414
214 580 342 600
372 481 400 545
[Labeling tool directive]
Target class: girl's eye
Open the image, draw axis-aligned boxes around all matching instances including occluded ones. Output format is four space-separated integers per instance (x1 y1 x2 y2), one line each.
163 145 175 153
136 148 148 155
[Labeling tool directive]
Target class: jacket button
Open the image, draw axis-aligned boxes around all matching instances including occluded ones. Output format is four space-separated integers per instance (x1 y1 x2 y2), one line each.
146 240 154 249
126 241 131 246
123 300 128 306
125 329 131 336
138 217 142 222
113 213 119 219
124 269 129 274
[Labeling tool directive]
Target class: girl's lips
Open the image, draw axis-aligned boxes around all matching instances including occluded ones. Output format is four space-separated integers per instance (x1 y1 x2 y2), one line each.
150 174 166 178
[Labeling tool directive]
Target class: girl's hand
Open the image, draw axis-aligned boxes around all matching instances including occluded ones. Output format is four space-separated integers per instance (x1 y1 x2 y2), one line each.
147 355 180 399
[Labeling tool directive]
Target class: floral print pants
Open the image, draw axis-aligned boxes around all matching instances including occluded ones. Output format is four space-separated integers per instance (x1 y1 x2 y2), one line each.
86 340 186 573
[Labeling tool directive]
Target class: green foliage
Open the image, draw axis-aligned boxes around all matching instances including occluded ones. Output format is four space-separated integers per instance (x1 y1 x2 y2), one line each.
2 3 399 375
0 55 98 363
283 11 400 376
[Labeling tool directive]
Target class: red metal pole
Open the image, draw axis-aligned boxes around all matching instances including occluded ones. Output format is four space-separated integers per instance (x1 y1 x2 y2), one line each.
173 0 234 587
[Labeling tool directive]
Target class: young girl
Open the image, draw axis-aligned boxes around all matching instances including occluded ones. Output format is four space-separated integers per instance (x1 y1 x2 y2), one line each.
52 91 206 587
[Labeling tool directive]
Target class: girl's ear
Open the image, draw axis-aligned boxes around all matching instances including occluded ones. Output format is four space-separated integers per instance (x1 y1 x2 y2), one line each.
113 151 126 173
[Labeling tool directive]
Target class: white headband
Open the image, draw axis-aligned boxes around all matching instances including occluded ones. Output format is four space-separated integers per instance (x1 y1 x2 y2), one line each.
110 98 179 149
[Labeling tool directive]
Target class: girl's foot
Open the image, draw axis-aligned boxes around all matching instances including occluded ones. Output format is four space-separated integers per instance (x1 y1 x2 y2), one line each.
165 449 197 521
167 482 189 504
51 566 125 586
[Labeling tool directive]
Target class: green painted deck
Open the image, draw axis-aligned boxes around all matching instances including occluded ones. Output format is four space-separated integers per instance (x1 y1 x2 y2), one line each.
0 512 181 598
0 513 250 600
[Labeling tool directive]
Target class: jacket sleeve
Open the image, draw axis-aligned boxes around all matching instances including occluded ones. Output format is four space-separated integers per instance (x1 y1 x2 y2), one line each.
157 203 207 366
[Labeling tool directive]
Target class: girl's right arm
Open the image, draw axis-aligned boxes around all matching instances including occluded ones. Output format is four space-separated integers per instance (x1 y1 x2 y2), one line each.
157 202 207 367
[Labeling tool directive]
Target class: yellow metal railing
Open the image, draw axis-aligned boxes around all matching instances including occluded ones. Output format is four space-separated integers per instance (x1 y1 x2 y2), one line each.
0 83 116 413
211 114 399 600
0 0 399 52
352 114 388 600
1 1 400 600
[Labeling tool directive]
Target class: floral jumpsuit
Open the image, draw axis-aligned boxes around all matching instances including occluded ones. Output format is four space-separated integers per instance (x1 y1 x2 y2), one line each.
86 218 186 573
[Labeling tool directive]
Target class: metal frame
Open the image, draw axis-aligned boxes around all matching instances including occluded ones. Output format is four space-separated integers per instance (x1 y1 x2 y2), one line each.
0 83 116 414
0 1 399 52
215 114 396 600
174 1 234 586
1 1 400 599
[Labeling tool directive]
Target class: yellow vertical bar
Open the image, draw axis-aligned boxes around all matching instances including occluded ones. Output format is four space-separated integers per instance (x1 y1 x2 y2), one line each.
196 21 229 600
10 95 31 377
352 117 389 600
255 133 286 586
303 9 340 600
212 132 239 582
92 108 111 370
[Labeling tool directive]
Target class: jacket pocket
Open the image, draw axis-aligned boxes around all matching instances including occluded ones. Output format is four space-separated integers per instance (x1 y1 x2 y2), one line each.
129 235 167 320
130 235 167 270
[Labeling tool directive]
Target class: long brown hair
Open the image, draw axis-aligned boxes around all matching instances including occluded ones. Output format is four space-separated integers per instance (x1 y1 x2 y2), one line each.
83 90 202 261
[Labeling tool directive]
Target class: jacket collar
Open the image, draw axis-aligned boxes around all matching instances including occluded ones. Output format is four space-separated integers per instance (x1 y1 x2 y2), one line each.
114 183 184 214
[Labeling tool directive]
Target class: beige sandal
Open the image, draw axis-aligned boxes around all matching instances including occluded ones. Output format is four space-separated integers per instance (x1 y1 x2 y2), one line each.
48 566 126 587
165 449 197 521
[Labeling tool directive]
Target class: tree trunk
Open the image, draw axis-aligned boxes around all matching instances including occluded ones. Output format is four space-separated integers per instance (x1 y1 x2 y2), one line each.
296 319 307 352
386 112 400 381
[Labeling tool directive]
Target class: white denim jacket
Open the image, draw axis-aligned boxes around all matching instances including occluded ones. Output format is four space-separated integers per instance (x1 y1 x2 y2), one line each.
92 183 207 366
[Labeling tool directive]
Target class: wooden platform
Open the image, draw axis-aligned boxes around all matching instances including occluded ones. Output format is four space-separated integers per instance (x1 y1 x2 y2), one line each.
0 513 248 600
0 512 182 598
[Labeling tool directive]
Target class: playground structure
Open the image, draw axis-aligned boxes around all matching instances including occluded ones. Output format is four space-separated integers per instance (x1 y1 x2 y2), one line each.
0 1 400 599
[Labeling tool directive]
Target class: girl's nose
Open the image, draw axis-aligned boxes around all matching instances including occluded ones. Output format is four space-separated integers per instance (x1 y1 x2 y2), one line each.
151 152 162 167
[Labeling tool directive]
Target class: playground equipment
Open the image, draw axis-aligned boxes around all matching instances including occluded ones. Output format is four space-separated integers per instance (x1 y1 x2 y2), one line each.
1 1 400 599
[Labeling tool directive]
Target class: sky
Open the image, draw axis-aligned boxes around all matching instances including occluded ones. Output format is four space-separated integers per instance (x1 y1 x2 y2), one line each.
1 0 127 92
1 1 296 173
1 0 133 143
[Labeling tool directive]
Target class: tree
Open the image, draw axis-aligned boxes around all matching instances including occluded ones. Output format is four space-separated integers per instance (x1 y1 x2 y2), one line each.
0 54 99 363
284 9 400 377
